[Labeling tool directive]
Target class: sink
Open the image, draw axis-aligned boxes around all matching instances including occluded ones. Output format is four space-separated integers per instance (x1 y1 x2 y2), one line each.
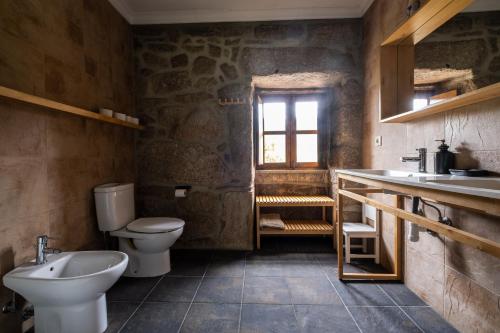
347 169 433 177
3 251 128 333
425 179 500 190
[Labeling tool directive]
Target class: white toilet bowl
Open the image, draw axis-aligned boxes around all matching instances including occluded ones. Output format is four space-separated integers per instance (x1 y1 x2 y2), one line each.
94 183 185 277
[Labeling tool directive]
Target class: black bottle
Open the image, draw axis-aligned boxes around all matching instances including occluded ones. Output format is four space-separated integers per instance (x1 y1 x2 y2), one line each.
434 139 455 174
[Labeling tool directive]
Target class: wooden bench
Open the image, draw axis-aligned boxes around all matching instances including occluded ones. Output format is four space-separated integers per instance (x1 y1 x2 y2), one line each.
255 195 336 249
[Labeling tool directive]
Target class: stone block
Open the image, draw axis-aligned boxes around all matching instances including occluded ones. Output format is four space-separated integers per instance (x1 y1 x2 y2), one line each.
192 56 216 76
142 51 170 67
239 47 354 75
171 54 189 68
208 44 222 57
150 71 192 95
220 63 238 80
219 191 253 249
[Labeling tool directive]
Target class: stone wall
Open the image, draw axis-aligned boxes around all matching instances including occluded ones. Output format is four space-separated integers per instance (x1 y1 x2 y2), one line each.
415 11 500 94
363 1 500 331
134 20 364 250
0 1 135 330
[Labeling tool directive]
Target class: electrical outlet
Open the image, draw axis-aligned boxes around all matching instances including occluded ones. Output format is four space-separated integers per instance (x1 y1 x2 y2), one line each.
375 136 382 146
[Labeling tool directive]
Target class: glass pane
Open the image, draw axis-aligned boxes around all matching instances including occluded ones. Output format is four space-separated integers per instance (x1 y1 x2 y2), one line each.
296 134 318 163
264 134 286 163
295 101 318 131
263 102 286 131
413 98 428 110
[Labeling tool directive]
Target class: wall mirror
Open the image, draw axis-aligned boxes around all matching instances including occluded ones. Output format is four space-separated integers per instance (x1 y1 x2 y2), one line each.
379 0 500 123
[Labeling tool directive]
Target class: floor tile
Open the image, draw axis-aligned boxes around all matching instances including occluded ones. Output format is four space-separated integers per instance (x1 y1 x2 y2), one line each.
246 252 313 261
378 282 427 306
349 306 421 333
331 280 394 306
280 260 324 277
403 306 459 333
121 302 190 333
180 303 240 333
243 277 291 304
294 304 360 333
105 302 139 333
245 261 284 277
167 258 208 276
205 259 245 277
211 251 246 261
194 277 243 303
286 277 343 305
147 276 201 302
240 304 300 333
107 276 161 301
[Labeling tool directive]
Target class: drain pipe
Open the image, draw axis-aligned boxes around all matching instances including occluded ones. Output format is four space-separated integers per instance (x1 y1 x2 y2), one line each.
408 196 421 242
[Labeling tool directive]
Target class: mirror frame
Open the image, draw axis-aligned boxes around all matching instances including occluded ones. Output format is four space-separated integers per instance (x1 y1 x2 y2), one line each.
379 0 500 123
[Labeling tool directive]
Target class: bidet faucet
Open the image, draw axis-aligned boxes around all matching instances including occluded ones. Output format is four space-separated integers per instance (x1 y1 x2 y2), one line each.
36 235 61 265
401 148 427 173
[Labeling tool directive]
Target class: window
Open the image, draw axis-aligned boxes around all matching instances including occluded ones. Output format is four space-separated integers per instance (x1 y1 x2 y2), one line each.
256 92 324 169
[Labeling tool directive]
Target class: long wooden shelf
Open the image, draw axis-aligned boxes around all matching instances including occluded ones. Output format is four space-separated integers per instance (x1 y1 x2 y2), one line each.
381 82 500 123
0 85 143 129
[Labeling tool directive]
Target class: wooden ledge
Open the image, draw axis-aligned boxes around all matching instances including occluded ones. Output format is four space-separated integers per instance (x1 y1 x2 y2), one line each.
0 85 143 130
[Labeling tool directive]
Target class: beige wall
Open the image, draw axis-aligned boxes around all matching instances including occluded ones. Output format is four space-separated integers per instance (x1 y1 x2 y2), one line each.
363 1 500 332
0 1 135 330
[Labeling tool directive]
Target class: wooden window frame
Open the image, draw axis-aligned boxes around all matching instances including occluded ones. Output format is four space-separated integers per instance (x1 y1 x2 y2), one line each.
255 90 325 170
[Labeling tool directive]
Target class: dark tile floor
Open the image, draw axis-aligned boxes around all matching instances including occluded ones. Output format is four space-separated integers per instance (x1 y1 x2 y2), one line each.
105 249 458 333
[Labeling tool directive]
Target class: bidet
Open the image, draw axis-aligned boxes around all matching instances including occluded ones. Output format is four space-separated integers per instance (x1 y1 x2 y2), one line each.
3 251 128 333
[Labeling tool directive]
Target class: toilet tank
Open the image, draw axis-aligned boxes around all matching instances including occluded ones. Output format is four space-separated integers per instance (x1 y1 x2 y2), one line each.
94 183 135 231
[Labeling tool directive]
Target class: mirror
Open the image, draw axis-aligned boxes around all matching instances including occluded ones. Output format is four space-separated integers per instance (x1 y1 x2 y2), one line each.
413 1 500 110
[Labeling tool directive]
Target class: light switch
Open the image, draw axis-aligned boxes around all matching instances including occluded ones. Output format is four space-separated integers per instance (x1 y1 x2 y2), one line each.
375 136 382 146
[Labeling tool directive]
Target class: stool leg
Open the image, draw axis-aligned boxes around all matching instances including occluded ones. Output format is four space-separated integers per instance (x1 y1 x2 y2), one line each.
362 238 367 253
375 235 380 264
346 235 351 264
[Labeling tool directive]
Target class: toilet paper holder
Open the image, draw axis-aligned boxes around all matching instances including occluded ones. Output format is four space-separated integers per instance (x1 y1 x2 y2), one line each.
175 185 191 198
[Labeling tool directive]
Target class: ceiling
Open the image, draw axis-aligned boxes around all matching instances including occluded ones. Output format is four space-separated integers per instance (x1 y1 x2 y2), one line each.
108 0 375 25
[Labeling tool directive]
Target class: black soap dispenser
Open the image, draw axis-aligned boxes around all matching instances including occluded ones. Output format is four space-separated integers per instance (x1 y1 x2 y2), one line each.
434 139 455 174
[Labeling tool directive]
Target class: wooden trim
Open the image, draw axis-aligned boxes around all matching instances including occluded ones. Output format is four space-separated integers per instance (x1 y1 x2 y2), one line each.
343 188 384 193
394 195 404 280
336 179 344 277
381 82 500 123
339 189 500 260
341 273 399 280
0 85 143 129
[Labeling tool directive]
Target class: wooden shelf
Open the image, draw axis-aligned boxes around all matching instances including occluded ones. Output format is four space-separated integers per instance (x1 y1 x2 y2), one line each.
260 220 333 235
0 85 143 129
255 195 336 249
381 82 500 123
256 195 335 207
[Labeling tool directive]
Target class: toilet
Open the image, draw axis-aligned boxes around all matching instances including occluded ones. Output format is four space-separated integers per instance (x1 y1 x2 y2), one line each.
94 183 184 277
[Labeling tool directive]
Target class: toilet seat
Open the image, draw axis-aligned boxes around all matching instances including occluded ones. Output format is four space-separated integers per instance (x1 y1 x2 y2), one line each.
127 217 185 233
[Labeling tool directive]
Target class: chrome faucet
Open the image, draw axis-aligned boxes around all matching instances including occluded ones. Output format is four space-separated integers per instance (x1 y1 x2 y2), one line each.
401 148 427 173
36 235 61 265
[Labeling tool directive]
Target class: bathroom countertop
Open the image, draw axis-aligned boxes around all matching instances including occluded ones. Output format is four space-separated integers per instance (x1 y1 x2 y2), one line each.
335 169 500 200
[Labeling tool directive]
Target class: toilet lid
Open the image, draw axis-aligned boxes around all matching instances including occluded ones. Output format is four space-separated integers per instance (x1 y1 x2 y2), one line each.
127 217 185 233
